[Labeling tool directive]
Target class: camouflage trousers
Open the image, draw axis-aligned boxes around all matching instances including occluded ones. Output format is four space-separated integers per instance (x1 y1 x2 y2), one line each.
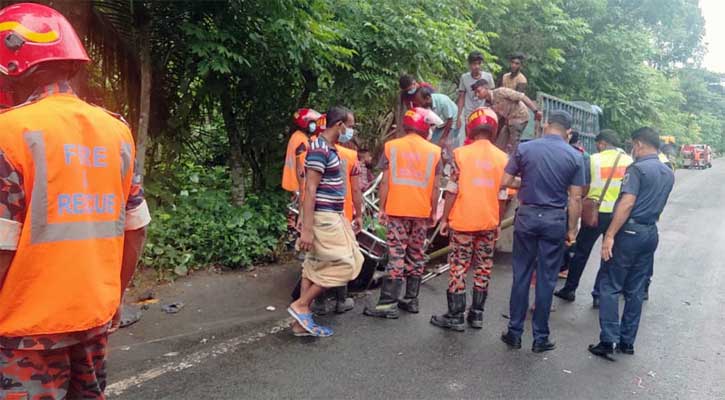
448 230 497 294
386 217 428 280
0 333 108 400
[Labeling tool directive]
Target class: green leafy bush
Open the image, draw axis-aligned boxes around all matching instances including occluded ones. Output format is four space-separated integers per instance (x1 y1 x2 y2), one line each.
143 162 287 277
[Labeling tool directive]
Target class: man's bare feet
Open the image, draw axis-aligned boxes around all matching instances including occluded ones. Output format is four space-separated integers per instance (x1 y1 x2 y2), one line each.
291 321 307 335
290 299 311 315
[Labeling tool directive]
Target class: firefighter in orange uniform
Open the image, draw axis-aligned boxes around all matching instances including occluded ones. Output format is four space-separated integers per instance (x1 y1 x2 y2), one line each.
282 108 321 247
431 108 508 331
365 108 443 319
0 4 150 399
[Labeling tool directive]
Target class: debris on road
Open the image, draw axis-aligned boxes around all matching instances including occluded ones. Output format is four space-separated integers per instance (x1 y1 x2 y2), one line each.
164 352 179 357
648 371 656 378
120 304 143 328
266 306 276 311
562 369 572 374
162 302 185 314
636 376 645 388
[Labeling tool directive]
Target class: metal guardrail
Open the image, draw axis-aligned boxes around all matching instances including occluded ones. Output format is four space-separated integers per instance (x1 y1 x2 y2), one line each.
537 92 600 154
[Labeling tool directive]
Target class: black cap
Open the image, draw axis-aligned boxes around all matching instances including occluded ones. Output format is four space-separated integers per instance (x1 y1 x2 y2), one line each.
595 129 620 147
548 110 572 130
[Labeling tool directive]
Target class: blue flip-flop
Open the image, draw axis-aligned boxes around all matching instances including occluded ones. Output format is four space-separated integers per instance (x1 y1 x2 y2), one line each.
287 307 334 337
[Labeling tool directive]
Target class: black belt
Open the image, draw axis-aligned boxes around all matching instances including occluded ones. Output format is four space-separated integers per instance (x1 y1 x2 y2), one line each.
626 218 655 226
520 203 566 210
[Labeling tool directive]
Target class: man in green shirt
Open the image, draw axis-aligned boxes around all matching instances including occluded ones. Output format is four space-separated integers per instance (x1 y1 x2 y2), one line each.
412 86 460 149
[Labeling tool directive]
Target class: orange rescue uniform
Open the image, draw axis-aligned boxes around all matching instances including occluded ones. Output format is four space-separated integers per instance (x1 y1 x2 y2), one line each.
0 91 137 336
449 139 508 231
384 133 441 218
282 130 309 192
336 145 359 222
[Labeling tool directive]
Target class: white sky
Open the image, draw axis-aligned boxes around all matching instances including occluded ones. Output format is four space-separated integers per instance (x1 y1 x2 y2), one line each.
702 0 725 73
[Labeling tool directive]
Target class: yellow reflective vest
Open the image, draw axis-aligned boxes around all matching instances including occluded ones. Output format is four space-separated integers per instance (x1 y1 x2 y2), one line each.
587 148 633 213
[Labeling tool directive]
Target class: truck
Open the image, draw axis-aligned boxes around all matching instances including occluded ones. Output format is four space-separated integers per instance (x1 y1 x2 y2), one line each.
520 93 600 152
680 144 712 169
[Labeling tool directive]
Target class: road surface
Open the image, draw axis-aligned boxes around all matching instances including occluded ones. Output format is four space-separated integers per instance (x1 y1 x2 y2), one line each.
109 160 725 399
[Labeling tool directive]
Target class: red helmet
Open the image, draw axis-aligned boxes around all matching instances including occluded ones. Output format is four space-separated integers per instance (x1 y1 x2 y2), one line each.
0 3 90 77
403 107 443 136
315 113 327 134
466 107 499 138
293 108 321 132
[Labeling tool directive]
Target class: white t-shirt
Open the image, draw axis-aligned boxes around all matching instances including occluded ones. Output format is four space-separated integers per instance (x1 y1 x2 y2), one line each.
457 71 494 121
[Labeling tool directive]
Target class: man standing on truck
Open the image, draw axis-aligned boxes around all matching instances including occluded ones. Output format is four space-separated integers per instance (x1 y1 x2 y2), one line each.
472 79 543 155
589 127 674 358
499 52 528 93
430 107 508 332
500 110 585 353
554 130 633 307
0 4 150 397
455 51 495 132
365 108 443 319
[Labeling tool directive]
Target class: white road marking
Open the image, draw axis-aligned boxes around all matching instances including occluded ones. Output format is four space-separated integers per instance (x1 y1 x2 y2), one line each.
106 317 292 397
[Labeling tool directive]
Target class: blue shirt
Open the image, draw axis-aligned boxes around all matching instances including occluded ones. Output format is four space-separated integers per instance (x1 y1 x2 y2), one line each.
619 154 675 224
505 134 586 208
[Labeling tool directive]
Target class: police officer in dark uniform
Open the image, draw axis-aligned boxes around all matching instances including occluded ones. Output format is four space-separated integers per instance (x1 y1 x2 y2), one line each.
500 110 585 353
589 127 674 358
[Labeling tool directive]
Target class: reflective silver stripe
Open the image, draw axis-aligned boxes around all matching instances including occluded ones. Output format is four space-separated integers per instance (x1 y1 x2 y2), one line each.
25 131 125 244
390 147 434 188
600 199 617 210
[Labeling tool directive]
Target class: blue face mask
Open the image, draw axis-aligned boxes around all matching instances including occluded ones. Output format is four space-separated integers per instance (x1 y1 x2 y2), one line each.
307 122 317 134
339 127 354 143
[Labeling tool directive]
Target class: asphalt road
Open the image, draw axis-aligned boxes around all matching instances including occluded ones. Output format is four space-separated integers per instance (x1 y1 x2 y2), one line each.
110 160 725 400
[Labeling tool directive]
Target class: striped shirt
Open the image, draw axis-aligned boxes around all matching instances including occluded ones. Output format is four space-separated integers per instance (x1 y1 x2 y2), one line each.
305 136 345 213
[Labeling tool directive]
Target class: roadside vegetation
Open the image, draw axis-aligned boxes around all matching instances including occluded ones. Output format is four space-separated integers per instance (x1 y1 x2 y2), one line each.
15 0 723 277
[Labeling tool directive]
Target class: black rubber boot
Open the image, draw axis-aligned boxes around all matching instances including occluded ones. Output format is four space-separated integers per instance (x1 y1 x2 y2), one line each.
364 278 403 319
398 276 421 313
430 292 466 332
334 285 354 314
467 289 487 329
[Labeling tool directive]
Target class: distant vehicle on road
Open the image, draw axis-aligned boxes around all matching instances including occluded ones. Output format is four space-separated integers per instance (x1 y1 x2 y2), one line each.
681 144 712 169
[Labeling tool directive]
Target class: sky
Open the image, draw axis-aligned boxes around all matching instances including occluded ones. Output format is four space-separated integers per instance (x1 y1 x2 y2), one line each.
701 0 725 73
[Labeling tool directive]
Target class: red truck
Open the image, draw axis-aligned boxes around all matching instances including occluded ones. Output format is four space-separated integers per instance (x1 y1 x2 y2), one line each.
681 144 712 169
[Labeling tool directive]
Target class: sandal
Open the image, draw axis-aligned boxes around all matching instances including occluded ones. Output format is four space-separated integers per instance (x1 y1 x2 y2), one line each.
287 307 333 337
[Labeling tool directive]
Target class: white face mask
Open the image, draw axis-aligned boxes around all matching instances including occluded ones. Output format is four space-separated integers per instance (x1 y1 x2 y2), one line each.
339 126 354 143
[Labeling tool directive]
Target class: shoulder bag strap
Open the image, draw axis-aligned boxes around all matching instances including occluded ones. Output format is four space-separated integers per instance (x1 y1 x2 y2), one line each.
598 151 623 203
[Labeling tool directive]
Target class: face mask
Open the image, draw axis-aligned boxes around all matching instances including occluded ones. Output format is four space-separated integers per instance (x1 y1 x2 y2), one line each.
407 88 417 95
307 122 317 134
339 126 354 143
